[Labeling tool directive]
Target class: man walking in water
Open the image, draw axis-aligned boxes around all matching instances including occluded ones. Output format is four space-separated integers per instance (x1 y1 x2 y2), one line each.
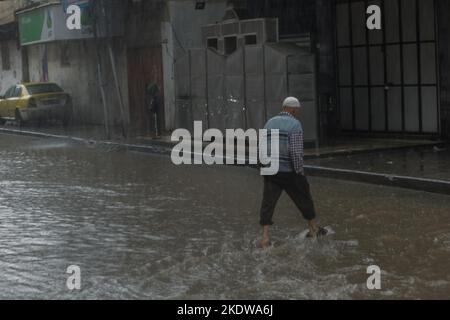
260 97 327 248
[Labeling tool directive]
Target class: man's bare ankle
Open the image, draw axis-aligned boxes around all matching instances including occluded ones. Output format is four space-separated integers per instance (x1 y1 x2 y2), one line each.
261 239 270 248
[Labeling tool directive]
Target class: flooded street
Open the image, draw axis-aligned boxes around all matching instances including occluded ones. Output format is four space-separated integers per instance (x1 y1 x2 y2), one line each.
0 134 450 299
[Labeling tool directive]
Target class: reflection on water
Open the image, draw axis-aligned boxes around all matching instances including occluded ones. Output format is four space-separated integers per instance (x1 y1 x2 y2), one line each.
0 135 449 299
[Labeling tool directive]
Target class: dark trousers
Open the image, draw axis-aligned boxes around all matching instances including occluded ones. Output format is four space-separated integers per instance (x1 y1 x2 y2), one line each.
260 172 317 226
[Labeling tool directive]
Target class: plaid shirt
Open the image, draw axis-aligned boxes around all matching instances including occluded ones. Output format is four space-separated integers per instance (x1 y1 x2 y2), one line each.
279 112 304 174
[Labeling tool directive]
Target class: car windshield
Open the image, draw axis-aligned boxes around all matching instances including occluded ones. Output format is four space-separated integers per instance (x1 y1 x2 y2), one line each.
26 84 64 95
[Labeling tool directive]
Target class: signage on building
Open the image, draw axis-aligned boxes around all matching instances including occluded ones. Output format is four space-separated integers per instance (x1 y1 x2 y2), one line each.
17 2 94 46
62 0 91 11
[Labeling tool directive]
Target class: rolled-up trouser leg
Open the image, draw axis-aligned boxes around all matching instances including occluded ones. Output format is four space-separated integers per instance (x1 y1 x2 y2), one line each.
283 174 317 221
259 176 283 226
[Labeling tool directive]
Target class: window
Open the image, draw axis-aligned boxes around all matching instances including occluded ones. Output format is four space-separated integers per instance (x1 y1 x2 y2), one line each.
207 38 219 50
26 83 64 95
4 86 15 99
1 43 11 71
13 86 22 98
195 1 205 10
336 0 438 134
245 34 258 45
224 36 237 55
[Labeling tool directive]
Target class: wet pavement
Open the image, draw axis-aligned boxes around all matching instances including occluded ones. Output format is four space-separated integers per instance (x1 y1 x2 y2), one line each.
0 123 442 158
0 134 450 299
306 146 450 181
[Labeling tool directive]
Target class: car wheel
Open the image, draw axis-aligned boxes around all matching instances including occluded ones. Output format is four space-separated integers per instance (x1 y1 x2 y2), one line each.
62 106 73 127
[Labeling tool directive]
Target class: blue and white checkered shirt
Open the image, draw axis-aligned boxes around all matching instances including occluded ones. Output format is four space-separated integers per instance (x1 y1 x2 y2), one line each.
280 112 304 174
264 112 304 174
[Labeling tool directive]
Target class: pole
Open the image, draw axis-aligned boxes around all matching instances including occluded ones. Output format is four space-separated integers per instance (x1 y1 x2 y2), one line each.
94 0 110 139
97 56 110 139
108 43 128 138
154 113 159 137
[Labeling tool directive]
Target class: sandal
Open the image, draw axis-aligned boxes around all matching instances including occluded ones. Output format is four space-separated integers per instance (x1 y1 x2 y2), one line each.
306 227 328 239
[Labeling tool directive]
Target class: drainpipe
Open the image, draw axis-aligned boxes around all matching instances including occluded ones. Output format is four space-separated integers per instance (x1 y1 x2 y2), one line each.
108 42 128 138
94 0 110 139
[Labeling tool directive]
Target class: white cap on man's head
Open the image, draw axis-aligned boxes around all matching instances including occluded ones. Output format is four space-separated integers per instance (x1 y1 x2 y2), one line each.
282 97 302 109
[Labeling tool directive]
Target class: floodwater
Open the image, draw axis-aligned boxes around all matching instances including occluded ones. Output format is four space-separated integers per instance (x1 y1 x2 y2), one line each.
0 134 449 300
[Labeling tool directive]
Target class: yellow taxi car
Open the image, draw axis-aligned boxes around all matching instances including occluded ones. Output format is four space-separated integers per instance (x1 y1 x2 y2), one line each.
0 82 73 126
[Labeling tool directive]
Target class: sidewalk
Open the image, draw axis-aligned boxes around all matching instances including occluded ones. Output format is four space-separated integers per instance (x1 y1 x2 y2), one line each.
2 123 444 157
307 147 450 182
0 123 449 194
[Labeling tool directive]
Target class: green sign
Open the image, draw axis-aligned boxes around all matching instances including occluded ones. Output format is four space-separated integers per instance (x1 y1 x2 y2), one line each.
18 8 54 45
17 3 94 46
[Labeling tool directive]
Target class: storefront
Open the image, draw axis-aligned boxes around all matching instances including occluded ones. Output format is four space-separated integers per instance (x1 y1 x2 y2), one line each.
336 0 439 135
14 1 129 126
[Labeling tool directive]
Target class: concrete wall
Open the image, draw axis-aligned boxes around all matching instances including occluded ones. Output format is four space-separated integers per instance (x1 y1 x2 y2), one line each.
120 0 228 132
245 0 316 37
0 1 22 25
0 40 22 95
167 0 228 55
161 21 176 130
26 39 129 126
162 0 228 130
126 2 163 49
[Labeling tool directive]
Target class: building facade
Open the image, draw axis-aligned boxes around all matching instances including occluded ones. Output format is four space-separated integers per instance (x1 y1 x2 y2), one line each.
14 0 129 127
0 0 25 94
219 0 450 141
1 0 450 142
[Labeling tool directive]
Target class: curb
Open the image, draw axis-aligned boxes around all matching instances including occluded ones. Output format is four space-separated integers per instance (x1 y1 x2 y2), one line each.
0 127 173 156
305 166 450 196
1 127 449 195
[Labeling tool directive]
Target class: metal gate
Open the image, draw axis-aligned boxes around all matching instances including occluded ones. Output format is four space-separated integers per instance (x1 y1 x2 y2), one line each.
174 43 319 143
336 0 439 134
